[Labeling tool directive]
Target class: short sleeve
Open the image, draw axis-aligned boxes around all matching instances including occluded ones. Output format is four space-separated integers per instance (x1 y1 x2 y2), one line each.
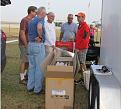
20 19 27 31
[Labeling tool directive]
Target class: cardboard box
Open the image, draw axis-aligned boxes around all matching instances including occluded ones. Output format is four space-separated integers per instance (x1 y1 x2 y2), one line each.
45 51 75 109
41 48 77 75
45 78 74 109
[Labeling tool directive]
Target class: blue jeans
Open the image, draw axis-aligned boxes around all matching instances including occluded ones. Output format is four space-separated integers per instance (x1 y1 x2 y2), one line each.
27 42 45 93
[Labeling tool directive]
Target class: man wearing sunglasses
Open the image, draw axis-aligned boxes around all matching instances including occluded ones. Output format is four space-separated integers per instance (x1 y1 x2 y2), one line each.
18 6 37 84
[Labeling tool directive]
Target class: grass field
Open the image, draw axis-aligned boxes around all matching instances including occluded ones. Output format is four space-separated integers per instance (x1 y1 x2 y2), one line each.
1 24 61 41
1 42 45 109
1 41 88 109
1 23 101 43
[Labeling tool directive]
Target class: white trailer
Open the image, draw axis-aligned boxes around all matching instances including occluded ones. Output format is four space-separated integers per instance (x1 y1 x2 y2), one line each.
90 0 121 109
100 0 121 84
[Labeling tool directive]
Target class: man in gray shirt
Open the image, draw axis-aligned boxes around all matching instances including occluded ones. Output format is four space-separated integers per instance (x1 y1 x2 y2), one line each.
60 14 78 42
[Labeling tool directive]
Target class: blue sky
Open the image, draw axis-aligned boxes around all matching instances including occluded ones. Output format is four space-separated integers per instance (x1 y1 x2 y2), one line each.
1 0 102 24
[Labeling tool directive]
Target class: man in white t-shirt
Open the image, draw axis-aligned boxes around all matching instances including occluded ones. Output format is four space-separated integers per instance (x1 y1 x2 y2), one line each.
44 12 56 56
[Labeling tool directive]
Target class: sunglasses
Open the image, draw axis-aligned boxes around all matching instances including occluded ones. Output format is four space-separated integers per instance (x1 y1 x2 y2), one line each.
33 10 37 13
68 17 73 19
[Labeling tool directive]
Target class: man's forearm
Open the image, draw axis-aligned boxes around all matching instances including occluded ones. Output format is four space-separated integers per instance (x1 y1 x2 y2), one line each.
20 31 27 46
37 29 42 38
60 32 63 41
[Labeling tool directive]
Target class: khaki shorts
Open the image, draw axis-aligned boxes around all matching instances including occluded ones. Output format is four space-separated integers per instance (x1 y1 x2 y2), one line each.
19 45 28 63
78 49 88 64
45 45 54 57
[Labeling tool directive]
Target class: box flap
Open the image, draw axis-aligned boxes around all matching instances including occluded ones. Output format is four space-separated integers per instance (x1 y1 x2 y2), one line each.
56 57 73 62
41 51 55 74
46 66 74 78
47 66 73 72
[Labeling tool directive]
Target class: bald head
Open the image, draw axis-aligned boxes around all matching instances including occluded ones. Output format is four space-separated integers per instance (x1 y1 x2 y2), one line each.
47 12 55 23
47 12 55 16
37 7 46 18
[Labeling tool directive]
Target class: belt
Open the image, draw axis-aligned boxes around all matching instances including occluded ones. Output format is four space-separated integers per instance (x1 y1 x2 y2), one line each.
29 40 43 43
29 40 37 42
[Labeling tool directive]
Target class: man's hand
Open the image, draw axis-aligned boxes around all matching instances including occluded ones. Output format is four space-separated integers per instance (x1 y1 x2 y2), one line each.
24 43 28 48
35 37 42 43
20 30 28 47
69 37 74 41
52 45 56 50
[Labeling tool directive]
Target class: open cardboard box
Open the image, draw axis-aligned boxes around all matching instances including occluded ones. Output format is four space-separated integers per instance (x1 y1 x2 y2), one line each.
42 48 78 109
41 47 77 75
46 56 74 78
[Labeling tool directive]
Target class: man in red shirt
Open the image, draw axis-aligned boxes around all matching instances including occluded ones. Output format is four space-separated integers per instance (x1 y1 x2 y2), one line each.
19 6 37 84
75 12 90 83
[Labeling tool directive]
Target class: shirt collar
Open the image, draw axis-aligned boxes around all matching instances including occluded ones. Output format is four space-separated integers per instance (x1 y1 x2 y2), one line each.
79 21 85 25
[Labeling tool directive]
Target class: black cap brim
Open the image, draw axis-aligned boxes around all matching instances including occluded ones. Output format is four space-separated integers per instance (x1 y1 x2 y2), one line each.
75 15 79 17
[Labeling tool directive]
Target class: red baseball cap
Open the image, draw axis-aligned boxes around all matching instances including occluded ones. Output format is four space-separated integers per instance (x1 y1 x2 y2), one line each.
75 12 86 18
